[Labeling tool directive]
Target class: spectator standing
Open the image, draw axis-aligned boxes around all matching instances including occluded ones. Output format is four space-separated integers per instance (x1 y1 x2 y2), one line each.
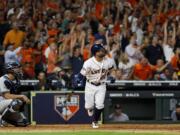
170 48 180 71
0 14 14 46
33 41 45 76
3 21 25 49
4 44 20 64
118 53 134 80
17 39 35 79
145 36 165 65
162 21 176 62
133 57 153 80
125 35 144 65
94 26 107 45
34 21 48 46
47 42 58 75
70 45 84 77
174 24 180 50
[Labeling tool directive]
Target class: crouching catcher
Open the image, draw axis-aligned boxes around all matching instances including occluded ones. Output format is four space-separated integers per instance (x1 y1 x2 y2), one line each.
0 62 30 127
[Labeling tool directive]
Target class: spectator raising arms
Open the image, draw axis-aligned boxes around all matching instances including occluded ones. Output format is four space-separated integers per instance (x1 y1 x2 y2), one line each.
162 21 176 62
133 57 153 80
125 34 144 65
0 0 179 86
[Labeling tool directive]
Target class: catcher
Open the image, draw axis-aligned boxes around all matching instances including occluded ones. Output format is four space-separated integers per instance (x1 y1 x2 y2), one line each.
0 62 30 127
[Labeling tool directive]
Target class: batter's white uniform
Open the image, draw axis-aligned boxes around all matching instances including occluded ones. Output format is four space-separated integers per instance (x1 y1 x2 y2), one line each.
80 56 114 110
0 75 13 114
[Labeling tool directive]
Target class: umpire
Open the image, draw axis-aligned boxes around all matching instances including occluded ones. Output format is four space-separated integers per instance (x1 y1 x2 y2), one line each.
0 62 30 127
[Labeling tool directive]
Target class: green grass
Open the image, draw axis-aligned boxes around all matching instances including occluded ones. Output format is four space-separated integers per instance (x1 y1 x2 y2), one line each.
0 131 179 135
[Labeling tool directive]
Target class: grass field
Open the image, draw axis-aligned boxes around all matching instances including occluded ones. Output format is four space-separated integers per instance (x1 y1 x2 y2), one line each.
0 124 180 135
0 131 180 135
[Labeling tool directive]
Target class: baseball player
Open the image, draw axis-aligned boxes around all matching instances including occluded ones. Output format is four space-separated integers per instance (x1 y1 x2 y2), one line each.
79 44 115 128
0 62 30 127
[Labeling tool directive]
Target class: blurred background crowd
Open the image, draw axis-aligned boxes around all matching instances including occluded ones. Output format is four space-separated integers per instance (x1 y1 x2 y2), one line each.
0 0 179 90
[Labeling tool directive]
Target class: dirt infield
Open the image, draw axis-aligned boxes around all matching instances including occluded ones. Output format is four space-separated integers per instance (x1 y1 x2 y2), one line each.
0 124 180 133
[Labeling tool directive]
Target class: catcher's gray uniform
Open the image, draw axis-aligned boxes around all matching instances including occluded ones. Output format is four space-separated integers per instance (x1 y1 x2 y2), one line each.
0 75 13 114
0 62 29 127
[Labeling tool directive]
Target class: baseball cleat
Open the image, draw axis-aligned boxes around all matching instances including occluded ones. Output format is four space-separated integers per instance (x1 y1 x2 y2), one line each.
87 109 94 117
92 121 99 128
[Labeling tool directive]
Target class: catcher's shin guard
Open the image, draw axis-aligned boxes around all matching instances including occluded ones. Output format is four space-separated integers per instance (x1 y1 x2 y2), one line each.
2 109 29 127
1 99 29 127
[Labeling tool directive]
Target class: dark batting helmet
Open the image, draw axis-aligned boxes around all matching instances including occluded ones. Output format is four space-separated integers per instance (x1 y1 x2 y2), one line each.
91 44 106 56
5 62 21 70
5 62 23 79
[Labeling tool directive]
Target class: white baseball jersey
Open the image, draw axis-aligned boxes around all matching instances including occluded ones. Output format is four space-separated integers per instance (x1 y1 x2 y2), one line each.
80 56 114 83
80 56 114 110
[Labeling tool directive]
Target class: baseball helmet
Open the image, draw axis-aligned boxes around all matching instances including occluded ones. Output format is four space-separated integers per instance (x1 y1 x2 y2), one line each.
91 44 106 56
5 62 21 70
5 62 23 79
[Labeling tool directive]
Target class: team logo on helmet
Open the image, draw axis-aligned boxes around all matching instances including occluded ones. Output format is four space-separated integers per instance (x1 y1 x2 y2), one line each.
54 95 79 121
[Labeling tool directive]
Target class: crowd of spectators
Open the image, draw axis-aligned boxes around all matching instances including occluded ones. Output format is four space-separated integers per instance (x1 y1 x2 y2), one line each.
0 0 180 90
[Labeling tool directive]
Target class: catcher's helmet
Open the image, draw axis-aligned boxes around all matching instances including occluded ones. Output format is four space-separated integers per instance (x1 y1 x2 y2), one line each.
91 44 106 56
5 62 21 70
5 62 22 79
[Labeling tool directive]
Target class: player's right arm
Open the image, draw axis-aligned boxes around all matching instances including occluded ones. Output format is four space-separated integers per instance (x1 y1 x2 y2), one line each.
80 60 89 77
2 92 30 104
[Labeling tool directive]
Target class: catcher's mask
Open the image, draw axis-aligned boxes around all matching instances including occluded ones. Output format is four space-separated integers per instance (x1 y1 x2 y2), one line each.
5 62 23 79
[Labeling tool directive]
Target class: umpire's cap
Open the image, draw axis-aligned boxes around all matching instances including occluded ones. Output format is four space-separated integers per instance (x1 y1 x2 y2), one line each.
91 44 106 56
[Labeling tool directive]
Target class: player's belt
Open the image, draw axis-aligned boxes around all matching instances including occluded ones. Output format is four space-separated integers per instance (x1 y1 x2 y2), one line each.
87 80 104 86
